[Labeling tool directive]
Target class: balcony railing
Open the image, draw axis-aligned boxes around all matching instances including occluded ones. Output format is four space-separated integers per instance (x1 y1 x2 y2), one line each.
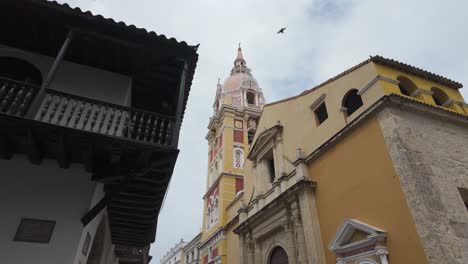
0 77 38 117
0 77 177 148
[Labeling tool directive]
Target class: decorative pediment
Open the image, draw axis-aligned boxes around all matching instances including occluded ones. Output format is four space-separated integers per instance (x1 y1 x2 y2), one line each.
329 219 386 254
247 124 282 160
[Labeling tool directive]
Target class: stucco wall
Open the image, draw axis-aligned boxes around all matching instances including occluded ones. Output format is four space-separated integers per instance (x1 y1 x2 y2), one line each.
308 117 428 264
0 44 132 106
378 106 468 264
0 155 97 264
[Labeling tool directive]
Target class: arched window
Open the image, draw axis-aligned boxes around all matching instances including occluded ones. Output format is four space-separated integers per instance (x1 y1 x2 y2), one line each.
234 148 244 169
269 246 288 264
248 129 256 145
0 57 42 85
342 89 363 116
431 87 450 106
397 76 417 96
246 91 255 105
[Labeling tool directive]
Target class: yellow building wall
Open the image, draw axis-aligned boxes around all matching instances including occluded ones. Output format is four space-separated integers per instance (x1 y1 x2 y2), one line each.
308 117 428 264
243 62 383 202
226 223 240 264
373 63 467 114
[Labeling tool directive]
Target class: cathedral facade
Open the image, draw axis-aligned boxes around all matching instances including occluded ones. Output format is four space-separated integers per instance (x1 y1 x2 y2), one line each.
196 49 468 264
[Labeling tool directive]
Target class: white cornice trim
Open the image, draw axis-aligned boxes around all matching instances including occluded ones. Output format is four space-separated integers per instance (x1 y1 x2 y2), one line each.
309 93 326 110
328 218 386 254
410 88 434 97
358 75 398 96
442 98 468 107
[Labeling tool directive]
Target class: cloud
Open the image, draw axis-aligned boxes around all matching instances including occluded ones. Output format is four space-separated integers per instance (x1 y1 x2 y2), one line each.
56 0 468 262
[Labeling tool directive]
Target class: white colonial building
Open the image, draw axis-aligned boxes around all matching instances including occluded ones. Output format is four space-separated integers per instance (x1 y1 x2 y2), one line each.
160 239 188 264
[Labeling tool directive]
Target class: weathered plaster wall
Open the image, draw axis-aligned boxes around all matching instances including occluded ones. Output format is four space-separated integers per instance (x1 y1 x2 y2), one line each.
378 106 468 264
0 155 96 264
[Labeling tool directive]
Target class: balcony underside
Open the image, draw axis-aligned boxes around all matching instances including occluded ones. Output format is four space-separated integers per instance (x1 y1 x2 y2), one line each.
0 112 178 247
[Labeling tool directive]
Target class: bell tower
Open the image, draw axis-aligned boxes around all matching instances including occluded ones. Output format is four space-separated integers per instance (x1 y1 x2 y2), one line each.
200 46 265 264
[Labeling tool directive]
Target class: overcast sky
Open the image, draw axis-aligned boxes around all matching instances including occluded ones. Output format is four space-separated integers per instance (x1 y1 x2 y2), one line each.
56 0 468 262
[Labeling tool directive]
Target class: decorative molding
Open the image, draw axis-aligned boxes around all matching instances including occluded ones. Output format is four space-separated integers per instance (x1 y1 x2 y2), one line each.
442 98 468 107
309 93 326 110
247 124 282 160
199 228 226 254
358 75 398 96
409 88 434 97
328 218 386 254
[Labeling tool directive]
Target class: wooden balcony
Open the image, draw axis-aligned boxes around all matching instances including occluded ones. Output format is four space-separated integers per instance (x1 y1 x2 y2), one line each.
0 77 181 247
0 77 178 149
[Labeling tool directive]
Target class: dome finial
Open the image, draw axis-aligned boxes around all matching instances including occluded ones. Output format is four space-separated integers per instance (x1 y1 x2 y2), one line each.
234 43 246 66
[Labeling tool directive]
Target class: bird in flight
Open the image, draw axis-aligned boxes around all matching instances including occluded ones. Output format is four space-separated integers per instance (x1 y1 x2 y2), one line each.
277 27 286 34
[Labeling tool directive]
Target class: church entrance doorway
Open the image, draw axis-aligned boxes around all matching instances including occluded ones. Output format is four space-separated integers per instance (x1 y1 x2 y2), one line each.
269 246 288 264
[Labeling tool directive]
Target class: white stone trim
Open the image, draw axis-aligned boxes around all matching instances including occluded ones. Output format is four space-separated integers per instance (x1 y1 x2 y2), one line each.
409 88 434 97
442 98 468 107
328 218 386 254
309 93 326 110
358 75 398 96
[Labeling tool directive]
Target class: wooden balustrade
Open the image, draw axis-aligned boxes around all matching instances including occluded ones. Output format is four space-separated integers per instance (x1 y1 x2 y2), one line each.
33 89 176 147
0 78 39 117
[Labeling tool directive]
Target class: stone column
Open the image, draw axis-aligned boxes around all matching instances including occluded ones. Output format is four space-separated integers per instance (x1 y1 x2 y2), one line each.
285 219 298 264
254 240 262 264
239 234 246 264
376 247 389 264
247 235 255 264
292 202 307 264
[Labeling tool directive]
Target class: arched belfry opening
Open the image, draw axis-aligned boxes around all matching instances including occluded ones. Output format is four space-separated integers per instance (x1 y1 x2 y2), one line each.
0 57 42 86
342 89 363 116
397 76 418 96
246 91 256 105
269 246 288 264
431 87 450 106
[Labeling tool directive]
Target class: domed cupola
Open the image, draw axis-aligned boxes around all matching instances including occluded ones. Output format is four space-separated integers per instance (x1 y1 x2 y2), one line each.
213 45 265 113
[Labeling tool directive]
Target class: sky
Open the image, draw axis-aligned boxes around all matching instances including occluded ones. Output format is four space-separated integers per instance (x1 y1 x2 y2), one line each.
56 0 468 262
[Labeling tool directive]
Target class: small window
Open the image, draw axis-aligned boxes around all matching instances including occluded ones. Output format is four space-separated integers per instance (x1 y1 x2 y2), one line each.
458 187 468 211
397 76 418 96
248 129 255 145
431 87 450 106
314 102 328 125
342 89 363 116
267 157 275 183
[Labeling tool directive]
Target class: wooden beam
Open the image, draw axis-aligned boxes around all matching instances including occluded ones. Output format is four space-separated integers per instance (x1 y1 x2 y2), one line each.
108 216 154 225
81 195 110 227
26 129 42 165
109 211 155 219
171 60 188 147
56 132 69 168
0 133 12 159
82 145 93 173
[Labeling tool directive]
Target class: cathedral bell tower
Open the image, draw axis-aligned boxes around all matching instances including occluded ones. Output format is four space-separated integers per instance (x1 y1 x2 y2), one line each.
200 46 265 264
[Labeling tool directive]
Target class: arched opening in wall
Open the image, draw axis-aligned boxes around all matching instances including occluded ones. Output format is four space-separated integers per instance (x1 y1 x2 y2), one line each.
342 89 363 117
247 129 256 145
86 217 106 264
397 76 418 96
431 87 450 106
0 57 42 85
246 91 256 105
269 246 288 264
